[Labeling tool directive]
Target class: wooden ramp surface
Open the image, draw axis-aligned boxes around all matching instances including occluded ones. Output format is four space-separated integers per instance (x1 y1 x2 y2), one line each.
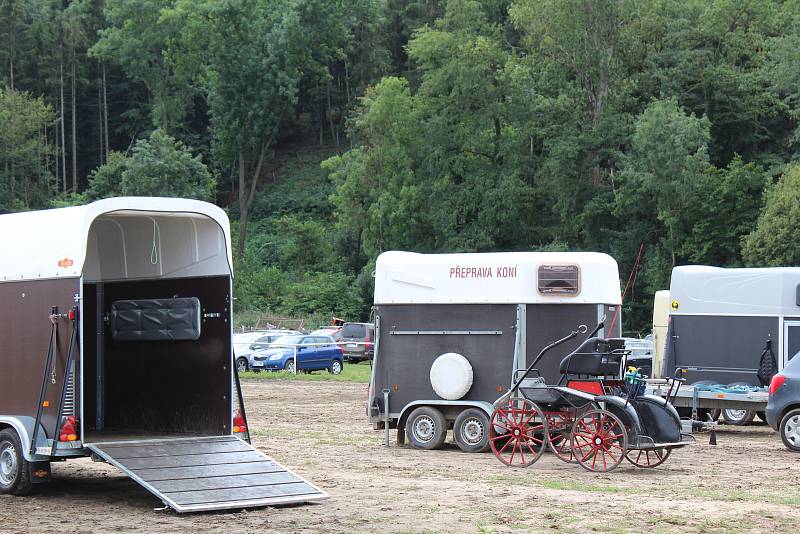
87 435 328 513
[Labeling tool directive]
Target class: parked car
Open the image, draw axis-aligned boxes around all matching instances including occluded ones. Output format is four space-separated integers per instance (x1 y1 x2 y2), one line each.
311 326 343 342
623 337 654 377
766 353 800 451
339 322 375 363
233 331 269 370
248 330 302 351
250 335 344 374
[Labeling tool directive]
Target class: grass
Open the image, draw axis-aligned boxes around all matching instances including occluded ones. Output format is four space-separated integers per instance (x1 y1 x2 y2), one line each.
239 361 372 383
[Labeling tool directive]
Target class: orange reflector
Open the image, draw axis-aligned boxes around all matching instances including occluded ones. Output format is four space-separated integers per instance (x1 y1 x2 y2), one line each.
67 434 77 441
233 426 240 433
42 401 50 407
716 394 724 398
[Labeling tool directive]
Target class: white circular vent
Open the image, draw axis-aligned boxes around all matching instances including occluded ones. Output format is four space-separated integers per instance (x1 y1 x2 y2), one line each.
430 352 474 400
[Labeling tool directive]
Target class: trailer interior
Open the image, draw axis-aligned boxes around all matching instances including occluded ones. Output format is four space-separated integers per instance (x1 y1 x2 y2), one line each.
80 211 233 443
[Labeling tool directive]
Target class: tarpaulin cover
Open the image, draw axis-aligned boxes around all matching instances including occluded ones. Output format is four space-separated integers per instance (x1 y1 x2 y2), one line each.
110 297 201 341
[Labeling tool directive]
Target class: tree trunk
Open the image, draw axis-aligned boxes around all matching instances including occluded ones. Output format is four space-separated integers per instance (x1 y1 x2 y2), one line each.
71 57 77 193
327 85 338 152
102 62 109 159
98 68 103 164
236 137 272 259
60 61 67 192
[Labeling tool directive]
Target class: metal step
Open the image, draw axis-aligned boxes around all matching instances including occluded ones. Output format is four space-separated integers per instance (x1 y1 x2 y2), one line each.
87 435 328 513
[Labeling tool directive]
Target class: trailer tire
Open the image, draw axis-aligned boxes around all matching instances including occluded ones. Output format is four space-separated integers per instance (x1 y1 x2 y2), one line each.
722 409 755 426
236 357 249 373
0 429 34 496
405 407 447 450
779 409 800 452
453 409 490 453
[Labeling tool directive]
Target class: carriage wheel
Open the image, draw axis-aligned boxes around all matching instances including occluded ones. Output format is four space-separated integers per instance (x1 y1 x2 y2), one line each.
489 398 548 467
570 409 627 473
624 447 672 468
546 411 576 463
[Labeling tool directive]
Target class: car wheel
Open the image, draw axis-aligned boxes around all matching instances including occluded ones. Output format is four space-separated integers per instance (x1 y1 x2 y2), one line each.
235 357 249 373
453 408 490 453
284 360 295 373
0 429 34 496
329 360 343 375
405 407 447 450
723 409 755 426
780 409 800 452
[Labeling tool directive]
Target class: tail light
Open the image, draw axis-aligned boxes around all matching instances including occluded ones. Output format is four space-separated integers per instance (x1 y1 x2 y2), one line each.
233 409 247 434
59 416 79 442
769 374 786 395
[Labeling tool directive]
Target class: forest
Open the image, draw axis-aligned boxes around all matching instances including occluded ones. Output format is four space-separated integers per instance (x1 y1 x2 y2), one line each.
2 0 800 332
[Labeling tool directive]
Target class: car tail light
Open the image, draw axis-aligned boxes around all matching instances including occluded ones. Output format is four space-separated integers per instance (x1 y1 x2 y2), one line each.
769 374 786 395
233 409 247 434
59 416 79 442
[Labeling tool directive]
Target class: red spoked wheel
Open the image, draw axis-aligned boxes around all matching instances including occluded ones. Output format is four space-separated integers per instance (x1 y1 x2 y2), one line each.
545 411 576 463
625 447 672 468
489 398 548 467
570 409 627 472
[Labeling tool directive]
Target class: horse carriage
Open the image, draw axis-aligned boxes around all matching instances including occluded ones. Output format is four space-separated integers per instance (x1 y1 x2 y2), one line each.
490 322 694 472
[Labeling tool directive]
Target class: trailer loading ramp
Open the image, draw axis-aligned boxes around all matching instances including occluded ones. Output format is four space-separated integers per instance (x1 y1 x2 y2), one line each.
87 435 328 513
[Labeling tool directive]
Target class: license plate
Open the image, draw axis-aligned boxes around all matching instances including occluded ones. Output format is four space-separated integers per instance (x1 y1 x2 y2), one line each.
251 361 263 367
346 343 357 348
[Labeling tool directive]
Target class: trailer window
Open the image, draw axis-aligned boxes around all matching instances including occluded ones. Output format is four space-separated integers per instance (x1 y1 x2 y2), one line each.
537 265 580 295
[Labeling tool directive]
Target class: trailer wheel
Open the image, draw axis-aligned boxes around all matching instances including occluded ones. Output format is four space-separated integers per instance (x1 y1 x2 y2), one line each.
453 409 490 453
405 407 448 450
779 409 800 452
722 409 755 426
235 357 249 373
0 429 34 496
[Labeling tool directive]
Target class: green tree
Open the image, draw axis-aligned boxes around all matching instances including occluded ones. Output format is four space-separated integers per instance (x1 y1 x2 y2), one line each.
743 165 800 266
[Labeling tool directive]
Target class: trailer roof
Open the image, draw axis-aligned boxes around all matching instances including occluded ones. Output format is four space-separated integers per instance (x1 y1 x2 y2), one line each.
670 265 800 316
374 251 621 304
0 197 232 282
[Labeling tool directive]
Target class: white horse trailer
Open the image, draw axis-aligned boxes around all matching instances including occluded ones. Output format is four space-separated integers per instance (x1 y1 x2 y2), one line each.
0 197 326 511
368 251 622 451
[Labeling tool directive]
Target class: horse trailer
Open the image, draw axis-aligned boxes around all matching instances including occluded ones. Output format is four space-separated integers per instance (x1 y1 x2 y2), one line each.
368 251 622 452
0 197 326 512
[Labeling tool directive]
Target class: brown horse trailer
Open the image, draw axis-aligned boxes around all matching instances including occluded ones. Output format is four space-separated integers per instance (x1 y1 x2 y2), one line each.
368 251 622 452
0 197 326 512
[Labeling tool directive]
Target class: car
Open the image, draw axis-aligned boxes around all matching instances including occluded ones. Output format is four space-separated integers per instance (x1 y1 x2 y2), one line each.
247 330 302 351
310 326 343 342
339 322 375 363
234 330 301 372
765 353 800 451
250 334 344 374
623 337 654 377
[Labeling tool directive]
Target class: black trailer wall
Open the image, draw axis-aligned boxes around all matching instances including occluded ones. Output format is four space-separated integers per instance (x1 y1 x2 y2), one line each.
664 315 778 385
83 275 231 439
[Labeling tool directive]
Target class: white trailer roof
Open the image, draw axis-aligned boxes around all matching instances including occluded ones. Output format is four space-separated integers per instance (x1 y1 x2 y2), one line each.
374 251 621 305
669 265 800 316
0 197 232 282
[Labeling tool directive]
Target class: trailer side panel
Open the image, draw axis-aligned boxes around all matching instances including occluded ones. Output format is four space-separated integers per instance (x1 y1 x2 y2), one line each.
0 278 80 441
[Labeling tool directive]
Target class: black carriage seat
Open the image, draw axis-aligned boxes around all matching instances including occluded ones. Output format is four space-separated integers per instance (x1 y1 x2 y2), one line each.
559 337 627 377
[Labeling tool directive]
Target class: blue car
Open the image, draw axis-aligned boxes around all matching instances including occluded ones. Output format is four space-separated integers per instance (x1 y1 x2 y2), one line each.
250 335 344 374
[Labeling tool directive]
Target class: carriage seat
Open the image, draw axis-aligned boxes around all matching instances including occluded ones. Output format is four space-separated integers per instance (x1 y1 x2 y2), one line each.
559 337 626 377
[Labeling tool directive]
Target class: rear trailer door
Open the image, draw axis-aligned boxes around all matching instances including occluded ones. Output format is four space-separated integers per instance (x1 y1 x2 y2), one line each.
86 436 328 513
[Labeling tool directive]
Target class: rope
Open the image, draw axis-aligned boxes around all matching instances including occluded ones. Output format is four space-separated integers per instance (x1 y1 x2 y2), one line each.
608 243 644 337
150 220 159 265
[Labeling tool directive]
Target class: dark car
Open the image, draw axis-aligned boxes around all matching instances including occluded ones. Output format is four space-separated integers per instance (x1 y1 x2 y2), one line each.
250 335 344 374
765 354 800 451
339 322 374 363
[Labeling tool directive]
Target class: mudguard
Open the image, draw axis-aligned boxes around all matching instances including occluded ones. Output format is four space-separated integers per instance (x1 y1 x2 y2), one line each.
631 395 682 444
0 416 51 462
594 395 643 437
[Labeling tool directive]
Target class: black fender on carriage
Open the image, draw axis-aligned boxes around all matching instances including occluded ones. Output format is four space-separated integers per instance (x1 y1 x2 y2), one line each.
629 395 682 444
594 395 643 439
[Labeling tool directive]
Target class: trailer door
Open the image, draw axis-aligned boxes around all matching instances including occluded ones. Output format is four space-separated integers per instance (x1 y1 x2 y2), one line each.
783 321 800 369
87 436 327 513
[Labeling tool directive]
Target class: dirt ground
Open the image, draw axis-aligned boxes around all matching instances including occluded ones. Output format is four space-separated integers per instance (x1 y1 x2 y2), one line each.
1 380 799 534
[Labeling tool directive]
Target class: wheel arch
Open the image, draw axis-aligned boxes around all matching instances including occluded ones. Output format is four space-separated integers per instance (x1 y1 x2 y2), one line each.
397 400 494 431
0 416 50 462
778 403 800 427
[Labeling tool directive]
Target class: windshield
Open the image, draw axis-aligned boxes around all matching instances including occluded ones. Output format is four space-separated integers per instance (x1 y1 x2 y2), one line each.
271 335 303 346
342 324 367 338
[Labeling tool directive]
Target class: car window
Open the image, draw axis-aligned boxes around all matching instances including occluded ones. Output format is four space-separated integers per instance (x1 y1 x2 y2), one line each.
342 324 367 338
273 335 303 346
315 336 332 344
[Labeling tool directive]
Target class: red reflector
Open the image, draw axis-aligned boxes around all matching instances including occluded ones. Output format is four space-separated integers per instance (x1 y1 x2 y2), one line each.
68 309 76 321
567 380 604 396
769 374 786 396
59 416 80 442
233 409 247 433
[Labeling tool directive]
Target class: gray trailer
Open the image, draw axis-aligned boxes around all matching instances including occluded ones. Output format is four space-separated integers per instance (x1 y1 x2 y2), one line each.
368 251 622 452
0 198 326 512
660 266 798 423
